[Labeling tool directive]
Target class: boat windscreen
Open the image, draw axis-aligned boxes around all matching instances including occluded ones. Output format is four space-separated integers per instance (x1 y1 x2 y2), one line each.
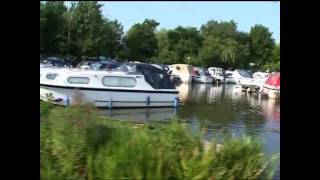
198 69 206 76
238 70 253 78
135 64 175 89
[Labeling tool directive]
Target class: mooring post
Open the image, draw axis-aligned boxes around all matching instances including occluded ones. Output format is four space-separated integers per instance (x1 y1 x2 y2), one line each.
109 98 113 109
174 97 179 108
146 96 150 106
65 96 70 106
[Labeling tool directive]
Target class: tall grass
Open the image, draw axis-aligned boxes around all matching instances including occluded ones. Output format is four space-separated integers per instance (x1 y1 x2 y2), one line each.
40 102 279 180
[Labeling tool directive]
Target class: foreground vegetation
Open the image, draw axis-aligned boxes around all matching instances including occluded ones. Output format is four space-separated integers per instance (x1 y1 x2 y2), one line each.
40 102 279 180
40 1 280 71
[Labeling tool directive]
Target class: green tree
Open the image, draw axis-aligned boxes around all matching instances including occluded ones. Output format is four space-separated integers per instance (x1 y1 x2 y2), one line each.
271 43 280 63
198 36 221 67
123 19 160 61
249 25 275 68
200 20 237 39
219 38 239 67
99 19 124 58
262 43 280 71
158 26 202 64
234 32 251 68
199 20 240 68
69 1 105 57
155 29 176 64
40 1 67 55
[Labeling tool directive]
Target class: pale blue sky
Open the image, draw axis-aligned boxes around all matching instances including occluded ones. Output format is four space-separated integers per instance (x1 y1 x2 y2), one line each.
67 1 280 43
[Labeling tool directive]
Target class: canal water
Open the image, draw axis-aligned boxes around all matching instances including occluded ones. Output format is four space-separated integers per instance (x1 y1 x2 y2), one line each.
100 83 280 179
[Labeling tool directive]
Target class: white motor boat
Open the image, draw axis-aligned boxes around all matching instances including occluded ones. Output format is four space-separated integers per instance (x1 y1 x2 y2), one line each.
192 67 213 84
252 71 269 89
207 67 226 83
225 70 236 84
260 73 280 99
228 69 259 90
40 63 179 108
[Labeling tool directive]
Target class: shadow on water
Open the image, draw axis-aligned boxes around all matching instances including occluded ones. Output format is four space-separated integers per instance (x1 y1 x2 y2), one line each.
99 83 280 179
98 108 177 123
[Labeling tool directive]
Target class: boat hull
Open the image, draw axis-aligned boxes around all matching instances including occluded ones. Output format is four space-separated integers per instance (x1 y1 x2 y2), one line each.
260 86 280 99
193 76 213 84
40 85 179 108
178 75 192 83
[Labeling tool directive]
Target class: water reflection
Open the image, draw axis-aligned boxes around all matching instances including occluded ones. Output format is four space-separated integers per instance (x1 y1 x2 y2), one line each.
176 84 271 136
176 83 192 102
98 84 280 138
99 108 177 122
178 84 280 179
99 83 280 179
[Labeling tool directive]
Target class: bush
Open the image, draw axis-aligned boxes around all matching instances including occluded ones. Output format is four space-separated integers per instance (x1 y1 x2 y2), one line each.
40 103 279 180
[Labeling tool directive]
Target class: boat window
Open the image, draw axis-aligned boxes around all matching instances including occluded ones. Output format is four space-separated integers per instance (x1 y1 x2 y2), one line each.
90 62 101 70
46 73 58 80
102 76 136 87
67 77 90 84
205 70 211 76
176 66 181 70
238 70 253 78
198 69 206 76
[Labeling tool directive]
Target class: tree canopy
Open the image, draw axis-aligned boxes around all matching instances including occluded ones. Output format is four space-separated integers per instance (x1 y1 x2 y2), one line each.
40 1 279 70
122 19 159 62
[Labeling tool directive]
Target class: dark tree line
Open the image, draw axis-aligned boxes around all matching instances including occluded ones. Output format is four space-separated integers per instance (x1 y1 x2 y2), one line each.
40 1 280 71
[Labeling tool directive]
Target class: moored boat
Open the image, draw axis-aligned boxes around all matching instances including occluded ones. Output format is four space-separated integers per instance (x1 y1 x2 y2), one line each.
260 73 280 98
40 63 179 108
252 71 269 89
230 69 259 90
208 67 226 83
192 67 213 84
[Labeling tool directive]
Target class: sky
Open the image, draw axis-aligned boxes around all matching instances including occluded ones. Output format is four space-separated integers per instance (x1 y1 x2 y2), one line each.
67 1 280 43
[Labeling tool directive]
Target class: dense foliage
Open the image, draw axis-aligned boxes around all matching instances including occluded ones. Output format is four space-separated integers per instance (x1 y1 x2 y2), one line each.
40 102 279 180
40 1 279 70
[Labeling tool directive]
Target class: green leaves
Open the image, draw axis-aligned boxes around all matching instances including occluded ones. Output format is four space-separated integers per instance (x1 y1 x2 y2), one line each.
40 1 123 58
123 19 160 61
249 25 276 68
156 26 203 64
40 2 279 71
41 104 279 180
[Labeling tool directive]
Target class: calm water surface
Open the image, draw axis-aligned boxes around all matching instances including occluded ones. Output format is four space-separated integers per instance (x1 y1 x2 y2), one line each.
100 83 280 179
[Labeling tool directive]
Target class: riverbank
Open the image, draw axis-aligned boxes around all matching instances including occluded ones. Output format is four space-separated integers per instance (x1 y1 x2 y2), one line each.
40 102 279 180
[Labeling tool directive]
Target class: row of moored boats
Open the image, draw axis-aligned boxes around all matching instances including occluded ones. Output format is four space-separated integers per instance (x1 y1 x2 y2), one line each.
168 64 279 99
40 58 280 108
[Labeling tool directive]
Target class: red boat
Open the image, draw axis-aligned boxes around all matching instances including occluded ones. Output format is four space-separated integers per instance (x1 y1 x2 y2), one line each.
260 73 280 98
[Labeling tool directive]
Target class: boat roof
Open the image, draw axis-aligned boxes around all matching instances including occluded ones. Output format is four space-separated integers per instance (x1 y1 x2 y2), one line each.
265 73 280 87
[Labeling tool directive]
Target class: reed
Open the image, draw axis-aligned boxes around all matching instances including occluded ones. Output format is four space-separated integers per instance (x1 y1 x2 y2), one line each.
40 102 279 180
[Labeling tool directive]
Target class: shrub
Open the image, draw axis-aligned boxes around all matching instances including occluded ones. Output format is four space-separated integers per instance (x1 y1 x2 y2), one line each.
40 103 279 180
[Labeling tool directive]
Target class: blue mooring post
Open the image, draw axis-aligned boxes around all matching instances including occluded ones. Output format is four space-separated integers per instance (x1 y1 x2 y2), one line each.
65 96 70 107
174 97 179 108
146 96 150 106
109 98 113 109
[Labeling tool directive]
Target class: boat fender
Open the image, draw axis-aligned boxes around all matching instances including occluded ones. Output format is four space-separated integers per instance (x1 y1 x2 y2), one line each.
109 98 113 109
146 96 150 106
174 97 179 108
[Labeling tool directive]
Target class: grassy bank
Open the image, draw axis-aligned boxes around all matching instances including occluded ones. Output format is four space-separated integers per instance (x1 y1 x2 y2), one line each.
40 102 279 180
